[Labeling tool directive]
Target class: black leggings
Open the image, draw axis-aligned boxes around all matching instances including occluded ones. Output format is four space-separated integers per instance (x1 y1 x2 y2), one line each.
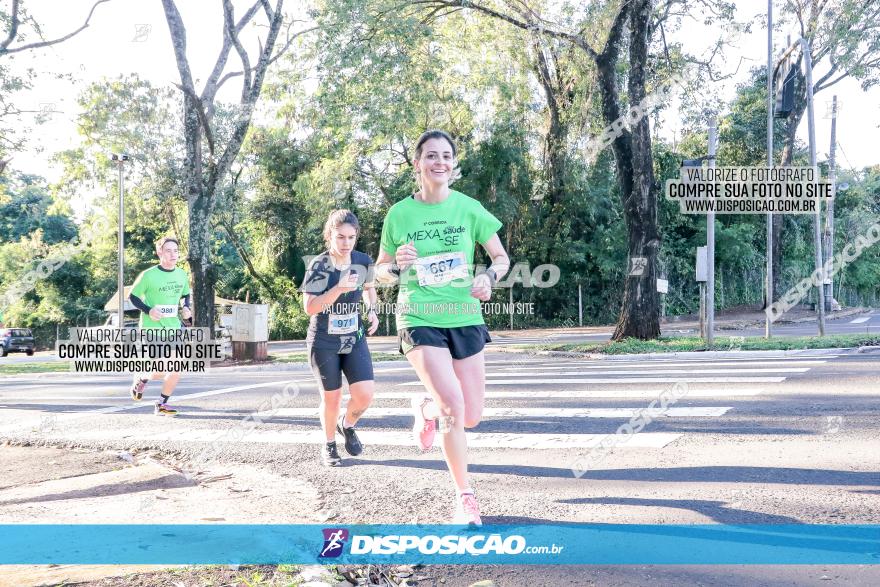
308 338 374 392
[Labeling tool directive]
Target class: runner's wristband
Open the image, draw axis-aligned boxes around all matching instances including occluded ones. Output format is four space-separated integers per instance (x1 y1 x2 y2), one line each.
389 264 401 277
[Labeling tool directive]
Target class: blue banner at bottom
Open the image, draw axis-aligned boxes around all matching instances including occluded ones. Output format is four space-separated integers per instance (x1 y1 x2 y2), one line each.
1 524 878 565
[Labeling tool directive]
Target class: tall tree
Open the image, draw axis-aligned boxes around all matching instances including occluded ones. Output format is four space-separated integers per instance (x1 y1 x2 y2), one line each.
0 0 111 167
771 0 880 294
160 0 309 330
405 0 731 339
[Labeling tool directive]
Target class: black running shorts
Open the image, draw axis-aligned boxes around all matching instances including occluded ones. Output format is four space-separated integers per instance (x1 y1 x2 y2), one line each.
398 325 491 360
308 338 374 392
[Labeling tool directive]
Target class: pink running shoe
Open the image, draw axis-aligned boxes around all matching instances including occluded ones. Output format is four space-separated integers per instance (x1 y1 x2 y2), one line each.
411 396 436 452
130 378 148 401
454 491 482 525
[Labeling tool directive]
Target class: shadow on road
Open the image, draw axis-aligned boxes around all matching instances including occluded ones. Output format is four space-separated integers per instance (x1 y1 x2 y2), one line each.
353 459 880 488
558 496 802 524
0 474 195 507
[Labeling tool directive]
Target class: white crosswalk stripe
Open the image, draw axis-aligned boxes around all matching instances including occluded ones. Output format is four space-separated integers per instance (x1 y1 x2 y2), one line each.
495 360 826 370
491 368 809 375
491 332 609 344
260 406 732 418
0 352 824 454
373 388 766 399
230 355 816 451
401 377 787 385
367 354 815 450
35 427 682 450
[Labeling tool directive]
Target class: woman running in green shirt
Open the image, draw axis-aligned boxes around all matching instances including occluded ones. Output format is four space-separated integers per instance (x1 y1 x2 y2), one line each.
376 130 510 525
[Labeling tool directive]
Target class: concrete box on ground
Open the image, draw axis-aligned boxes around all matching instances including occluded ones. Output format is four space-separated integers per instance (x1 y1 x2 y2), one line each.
231 304 269 342
231 340 268 361
231 303 269 361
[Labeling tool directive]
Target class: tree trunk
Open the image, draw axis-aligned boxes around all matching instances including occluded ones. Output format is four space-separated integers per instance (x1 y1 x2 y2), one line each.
774 98 806 298
611 0 661 340
189 192 217 332
532 41 568 259
179 76 217 331
163 0 288 335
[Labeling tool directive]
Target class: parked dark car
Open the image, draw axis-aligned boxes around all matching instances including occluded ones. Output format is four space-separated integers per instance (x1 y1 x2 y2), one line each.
0 328 35 356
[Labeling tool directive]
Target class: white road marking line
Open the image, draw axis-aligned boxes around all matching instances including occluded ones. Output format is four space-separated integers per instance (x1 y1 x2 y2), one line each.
0 377 122 384
0 397 128 402
490 368 808 375
374 388 767 399
0 373 313 386
371 367 418 373
0 385 126 393
495 361 825 370
0 379 313 436
37 428 682 449
399 377 787 385
519 355 840 365
850 316 872 324
259 407 731 418
86 380 313 415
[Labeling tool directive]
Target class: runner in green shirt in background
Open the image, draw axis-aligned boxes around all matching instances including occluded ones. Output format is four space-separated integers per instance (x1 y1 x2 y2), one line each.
376 130 510 525
127 237 192 416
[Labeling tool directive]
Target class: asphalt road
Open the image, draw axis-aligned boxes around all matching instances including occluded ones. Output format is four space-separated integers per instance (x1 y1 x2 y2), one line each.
4 310 875 365
1 346 878 585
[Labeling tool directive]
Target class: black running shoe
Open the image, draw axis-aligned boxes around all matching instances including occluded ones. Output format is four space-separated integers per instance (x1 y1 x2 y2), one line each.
337 415 363 456
322 442 342 467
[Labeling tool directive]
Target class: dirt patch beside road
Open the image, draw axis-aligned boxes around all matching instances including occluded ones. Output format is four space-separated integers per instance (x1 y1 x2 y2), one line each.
0 444 322 586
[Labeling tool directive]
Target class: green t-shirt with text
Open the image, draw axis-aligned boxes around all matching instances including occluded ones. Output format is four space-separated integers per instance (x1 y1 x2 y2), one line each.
130 265 191 329
380 190 502 329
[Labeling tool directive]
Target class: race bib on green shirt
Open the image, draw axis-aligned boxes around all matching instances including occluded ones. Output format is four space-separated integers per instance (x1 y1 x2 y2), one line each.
379 190 502 329
415 251 468 286
154 304 178 318
130 266 191 330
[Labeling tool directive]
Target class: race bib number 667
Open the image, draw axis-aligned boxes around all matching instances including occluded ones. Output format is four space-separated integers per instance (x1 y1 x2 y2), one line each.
415 251 468 286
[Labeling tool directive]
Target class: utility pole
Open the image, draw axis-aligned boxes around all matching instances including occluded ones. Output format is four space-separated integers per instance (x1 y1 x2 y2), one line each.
799 38 826 335
707 117 717 346
578 281 583 327
824 95 838 312
509 286 514 330
766 0 774 338
112 153 129 331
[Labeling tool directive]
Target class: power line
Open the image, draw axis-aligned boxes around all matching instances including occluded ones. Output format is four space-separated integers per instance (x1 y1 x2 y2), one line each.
835 141 859 176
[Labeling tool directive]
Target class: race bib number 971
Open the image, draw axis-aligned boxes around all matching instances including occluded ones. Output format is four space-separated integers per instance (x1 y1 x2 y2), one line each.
328 312 358 335
415 251 468 286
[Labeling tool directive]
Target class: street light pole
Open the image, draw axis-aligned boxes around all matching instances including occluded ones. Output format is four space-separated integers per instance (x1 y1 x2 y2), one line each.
112 153 129 331
824 95 838 311
707 116 717 346
799 37 826 335
766 0 774 339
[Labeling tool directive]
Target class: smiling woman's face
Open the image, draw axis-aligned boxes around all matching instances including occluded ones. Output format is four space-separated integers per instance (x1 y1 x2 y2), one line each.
415 137 455 187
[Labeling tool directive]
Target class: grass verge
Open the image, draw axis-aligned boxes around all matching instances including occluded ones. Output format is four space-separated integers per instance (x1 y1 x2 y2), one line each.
526 333 880 355
61 565 313 586
0 361 69 376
